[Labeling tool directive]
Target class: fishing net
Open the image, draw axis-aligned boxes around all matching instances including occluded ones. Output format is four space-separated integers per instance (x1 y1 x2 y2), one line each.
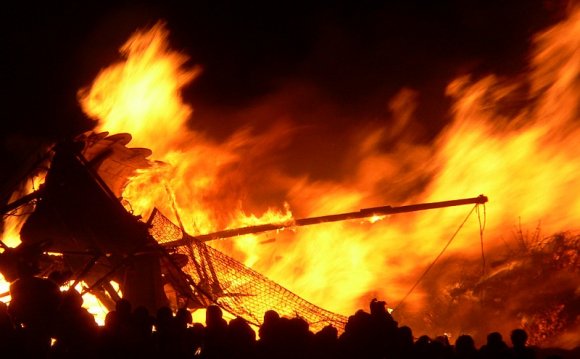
149 209 347 332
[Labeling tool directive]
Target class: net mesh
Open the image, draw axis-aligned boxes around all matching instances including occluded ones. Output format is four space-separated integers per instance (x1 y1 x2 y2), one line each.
149 209 347 332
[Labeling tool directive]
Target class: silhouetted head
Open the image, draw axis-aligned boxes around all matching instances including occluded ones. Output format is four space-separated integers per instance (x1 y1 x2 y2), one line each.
259 310 280 341
206 305 223 327
487 331 505 347
47 270 71 286
155 306 174 332
455 334 476 354
434 335 450 347
317 325 338 341
351 309 372 334
61 289 83 309
370 298 387 316
133 306 153 331
416 335 431 347
176 308 192 328
263 309 280 324
192 322 205 336
116 298 132 317
284 317 309 344
510 329 528 348
228 316 255 342
156 305 173 319
397 325 414 345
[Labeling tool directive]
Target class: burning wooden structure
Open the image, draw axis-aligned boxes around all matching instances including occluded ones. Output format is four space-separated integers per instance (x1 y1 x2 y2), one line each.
0 132 488 332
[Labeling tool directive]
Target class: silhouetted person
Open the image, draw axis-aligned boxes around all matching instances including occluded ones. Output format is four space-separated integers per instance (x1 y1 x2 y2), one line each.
96 310 118 357
203 305 228 358
153 305 179 356
510 329 536 359
190 322 206 357
369 298 398 356
8 268 61 358
96 299 137 358
173 307 201 358
257 309 281 359
454 334 481 359
338 310 374 358
131 306 155 358
433 335 454 359
226 316 256 359
258 309 280 343
394 325 414 358
115 298 133 328
284 317 313 358
413 335 433 359
338 298 401 359
175 307 192 328
479 332 509 359
52 289 99 358
0 301 18 358
311 325 339 359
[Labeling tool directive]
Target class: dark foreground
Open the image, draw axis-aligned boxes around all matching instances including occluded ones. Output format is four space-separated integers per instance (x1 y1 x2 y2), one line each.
1 280 578 359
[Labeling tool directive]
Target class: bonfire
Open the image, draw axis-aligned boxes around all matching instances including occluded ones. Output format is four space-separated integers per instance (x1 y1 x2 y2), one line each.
2 4 580 349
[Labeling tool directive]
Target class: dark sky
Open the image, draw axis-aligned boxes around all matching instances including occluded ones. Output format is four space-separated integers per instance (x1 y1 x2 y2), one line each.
0 0 568 197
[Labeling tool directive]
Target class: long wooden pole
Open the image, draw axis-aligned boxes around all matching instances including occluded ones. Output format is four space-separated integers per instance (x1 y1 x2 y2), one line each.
161 195 488 247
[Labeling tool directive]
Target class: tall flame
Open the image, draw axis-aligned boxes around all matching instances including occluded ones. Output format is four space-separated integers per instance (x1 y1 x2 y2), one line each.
78 7 580 346
80 22 200 155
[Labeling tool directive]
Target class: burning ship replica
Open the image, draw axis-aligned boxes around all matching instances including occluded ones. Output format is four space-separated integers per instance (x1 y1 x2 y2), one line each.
0 131 489 332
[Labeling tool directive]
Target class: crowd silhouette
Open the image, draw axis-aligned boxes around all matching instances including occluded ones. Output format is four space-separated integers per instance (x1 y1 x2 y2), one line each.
0 274 577 359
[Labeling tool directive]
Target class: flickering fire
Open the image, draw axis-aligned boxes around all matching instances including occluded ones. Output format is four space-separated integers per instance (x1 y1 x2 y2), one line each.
1 170 46 247
0 170 110 320
77 6 580 345
1 3 577 348
58 281 122 326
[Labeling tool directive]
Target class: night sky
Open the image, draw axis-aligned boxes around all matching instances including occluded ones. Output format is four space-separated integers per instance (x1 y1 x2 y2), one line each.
0 0 568 200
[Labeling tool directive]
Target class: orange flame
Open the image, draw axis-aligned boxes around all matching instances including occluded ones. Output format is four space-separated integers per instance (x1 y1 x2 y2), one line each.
77 7 580 346
0 166 46 303
79 22 200 156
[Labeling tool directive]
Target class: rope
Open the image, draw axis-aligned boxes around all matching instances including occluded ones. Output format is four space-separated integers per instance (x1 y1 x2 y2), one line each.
393 204 478 312
477 203 487 275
